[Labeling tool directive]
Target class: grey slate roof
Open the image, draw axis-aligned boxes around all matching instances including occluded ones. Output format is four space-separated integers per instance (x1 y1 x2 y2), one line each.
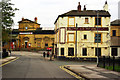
111 19 120 26
54 10 111 24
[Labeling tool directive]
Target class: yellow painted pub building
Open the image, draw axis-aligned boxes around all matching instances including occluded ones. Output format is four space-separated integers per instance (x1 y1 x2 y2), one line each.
12 17 55 50
54 1 111 58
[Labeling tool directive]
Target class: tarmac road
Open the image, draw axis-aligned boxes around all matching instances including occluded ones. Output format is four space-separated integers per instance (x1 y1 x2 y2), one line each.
2 51 80 80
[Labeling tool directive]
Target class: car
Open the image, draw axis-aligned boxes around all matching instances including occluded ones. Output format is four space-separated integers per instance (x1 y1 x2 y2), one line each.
46 47 52 51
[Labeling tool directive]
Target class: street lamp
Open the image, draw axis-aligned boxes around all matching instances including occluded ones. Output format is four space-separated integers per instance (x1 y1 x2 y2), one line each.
75 23 78 59
96 11 99 67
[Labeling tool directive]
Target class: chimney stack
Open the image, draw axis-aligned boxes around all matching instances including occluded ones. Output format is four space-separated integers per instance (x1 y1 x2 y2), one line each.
22 17 24 21
34 17 37 23
77 2 81 12
83 5 86 11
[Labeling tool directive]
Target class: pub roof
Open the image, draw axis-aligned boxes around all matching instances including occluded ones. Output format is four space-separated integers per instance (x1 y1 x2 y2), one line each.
54 10 111 24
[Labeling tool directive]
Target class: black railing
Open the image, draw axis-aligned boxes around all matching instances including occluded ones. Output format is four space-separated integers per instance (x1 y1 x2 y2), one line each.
98 56 120 72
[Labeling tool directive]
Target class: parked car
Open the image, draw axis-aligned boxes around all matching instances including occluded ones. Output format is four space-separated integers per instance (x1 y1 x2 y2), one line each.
46 47 52 51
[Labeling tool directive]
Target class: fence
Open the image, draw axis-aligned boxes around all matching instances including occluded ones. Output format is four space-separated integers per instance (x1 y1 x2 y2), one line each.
98 56 120 72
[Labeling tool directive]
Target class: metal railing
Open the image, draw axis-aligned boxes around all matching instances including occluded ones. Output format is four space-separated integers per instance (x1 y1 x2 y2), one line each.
98 56 120 72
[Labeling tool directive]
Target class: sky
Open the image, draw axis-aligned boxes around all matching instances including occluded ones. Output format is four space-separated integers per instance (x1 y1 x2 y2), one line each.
10 0 120 29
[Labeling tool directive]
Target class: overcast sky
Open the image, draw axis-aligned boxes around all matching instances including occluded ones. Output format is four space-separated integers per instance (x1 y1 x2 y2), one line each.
10 0 120 29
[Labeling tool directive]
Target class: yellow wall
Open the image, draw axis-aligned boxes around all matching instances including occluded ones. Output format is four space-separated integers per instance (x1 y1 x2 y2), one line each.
19 34 54 49
18 19 55 49
55 16 111 57
110 26 120 36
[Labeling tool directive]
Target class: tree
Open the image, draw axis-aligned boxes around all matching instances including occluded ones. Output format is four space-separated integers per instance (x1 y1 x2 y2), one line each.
0 0 18 47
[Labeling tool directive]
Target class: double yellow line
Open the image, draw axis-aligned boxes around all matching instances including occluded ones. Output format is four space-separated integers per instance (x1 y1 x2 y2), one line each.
0 57 19 67
60 66 84 80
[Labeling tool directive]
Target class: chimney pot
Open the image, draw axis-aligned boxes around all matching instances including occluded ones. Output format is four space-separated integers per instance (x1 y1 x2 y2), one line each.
34 17 37 23
84 5 86 11
77 2 81 12
22 17 24 21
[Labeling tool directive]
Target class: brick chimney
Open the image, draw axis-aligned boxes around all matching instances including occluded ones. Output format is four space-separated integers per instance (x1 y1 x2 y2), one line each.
77 2 81 12
34 17 37 23
83 5 86 11
22 17 24 21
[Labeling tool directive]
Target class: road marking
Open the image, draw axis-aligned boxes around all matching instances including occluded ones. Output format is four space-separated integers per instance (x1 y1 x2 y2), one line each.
60 66 84 80
0 57 19 67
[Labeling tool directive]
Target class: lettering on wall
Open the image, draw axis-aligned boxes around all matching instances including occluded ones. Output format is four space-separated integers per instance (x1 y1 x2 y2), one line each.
19 32 33 34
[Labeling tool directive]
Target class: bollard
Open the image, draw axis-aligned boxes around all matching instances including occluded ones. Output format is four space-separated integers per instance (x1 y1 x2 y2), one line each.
113 56 115 71
103 56 105 68
108 56 110 66
118 57 120 66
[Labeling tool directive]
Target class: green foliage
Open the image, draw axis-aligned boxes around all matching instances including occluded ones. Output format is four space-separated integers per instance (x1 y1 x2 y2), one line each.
1 0 18 29
0 0 18 45
2 29 10 43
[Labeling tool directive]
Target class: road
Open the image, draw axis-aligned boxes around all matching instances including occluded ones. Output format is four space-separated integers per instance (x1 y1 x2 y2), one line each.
2 51 96 80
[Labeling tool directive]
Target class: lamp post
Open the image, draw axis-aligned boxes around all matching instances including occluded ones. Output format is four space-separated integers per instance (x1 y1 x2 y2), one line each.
97 11 99 67
75 23 78 59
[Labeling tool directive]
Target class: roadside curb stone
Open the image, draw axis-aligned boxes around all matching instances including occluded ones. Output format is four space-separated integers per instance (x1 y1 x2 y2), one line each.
64 65 120 80
0 57 17 65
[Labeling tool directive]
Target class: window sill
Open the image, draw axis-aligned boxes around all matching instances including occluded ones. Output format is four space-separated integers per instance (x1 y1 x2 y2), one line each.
84 23 89 24
94 42 102 44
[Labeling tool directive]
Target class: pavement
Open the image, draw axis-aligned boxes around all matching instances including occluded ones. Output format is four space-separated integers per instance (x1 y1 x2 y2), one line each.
64 65 120 80
0 56 17 65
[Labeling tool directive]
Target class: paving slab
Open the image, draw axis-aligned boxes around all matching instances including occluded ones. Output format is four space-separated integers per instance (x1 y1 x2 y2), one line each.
64 65 120 80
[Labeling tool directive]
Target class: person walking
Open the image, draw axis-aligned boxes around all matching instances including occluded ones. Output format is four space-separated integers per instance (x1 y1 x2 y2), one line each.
47 51 49 57
50 51 54 61
8 49 11 56
43 52 46 58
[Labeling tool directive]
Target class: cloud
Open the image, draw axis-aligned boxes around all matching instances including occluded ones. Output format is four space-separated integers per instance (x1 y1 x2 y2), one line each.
11 0 120 28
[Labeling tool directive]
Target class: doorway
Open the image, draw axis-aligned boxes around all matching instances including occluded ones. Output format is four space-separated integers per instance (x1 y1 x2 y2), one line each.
25 42 28 48
61 48 64 56
68 48 74 56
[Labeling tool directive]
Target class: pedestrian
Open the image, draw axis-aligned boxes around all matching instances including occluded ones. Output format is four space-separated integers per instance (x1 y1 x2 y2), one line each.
50 52 54 61
8 49 11 56
47 51 49 57
43 52 45 58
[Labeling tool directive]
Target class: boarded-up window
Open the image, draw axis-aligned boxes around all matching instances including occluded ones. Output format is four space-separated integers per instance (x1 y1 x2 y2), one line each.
68 33 74 42
69 17 75 26
60 28 65 43
57 32 59 43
